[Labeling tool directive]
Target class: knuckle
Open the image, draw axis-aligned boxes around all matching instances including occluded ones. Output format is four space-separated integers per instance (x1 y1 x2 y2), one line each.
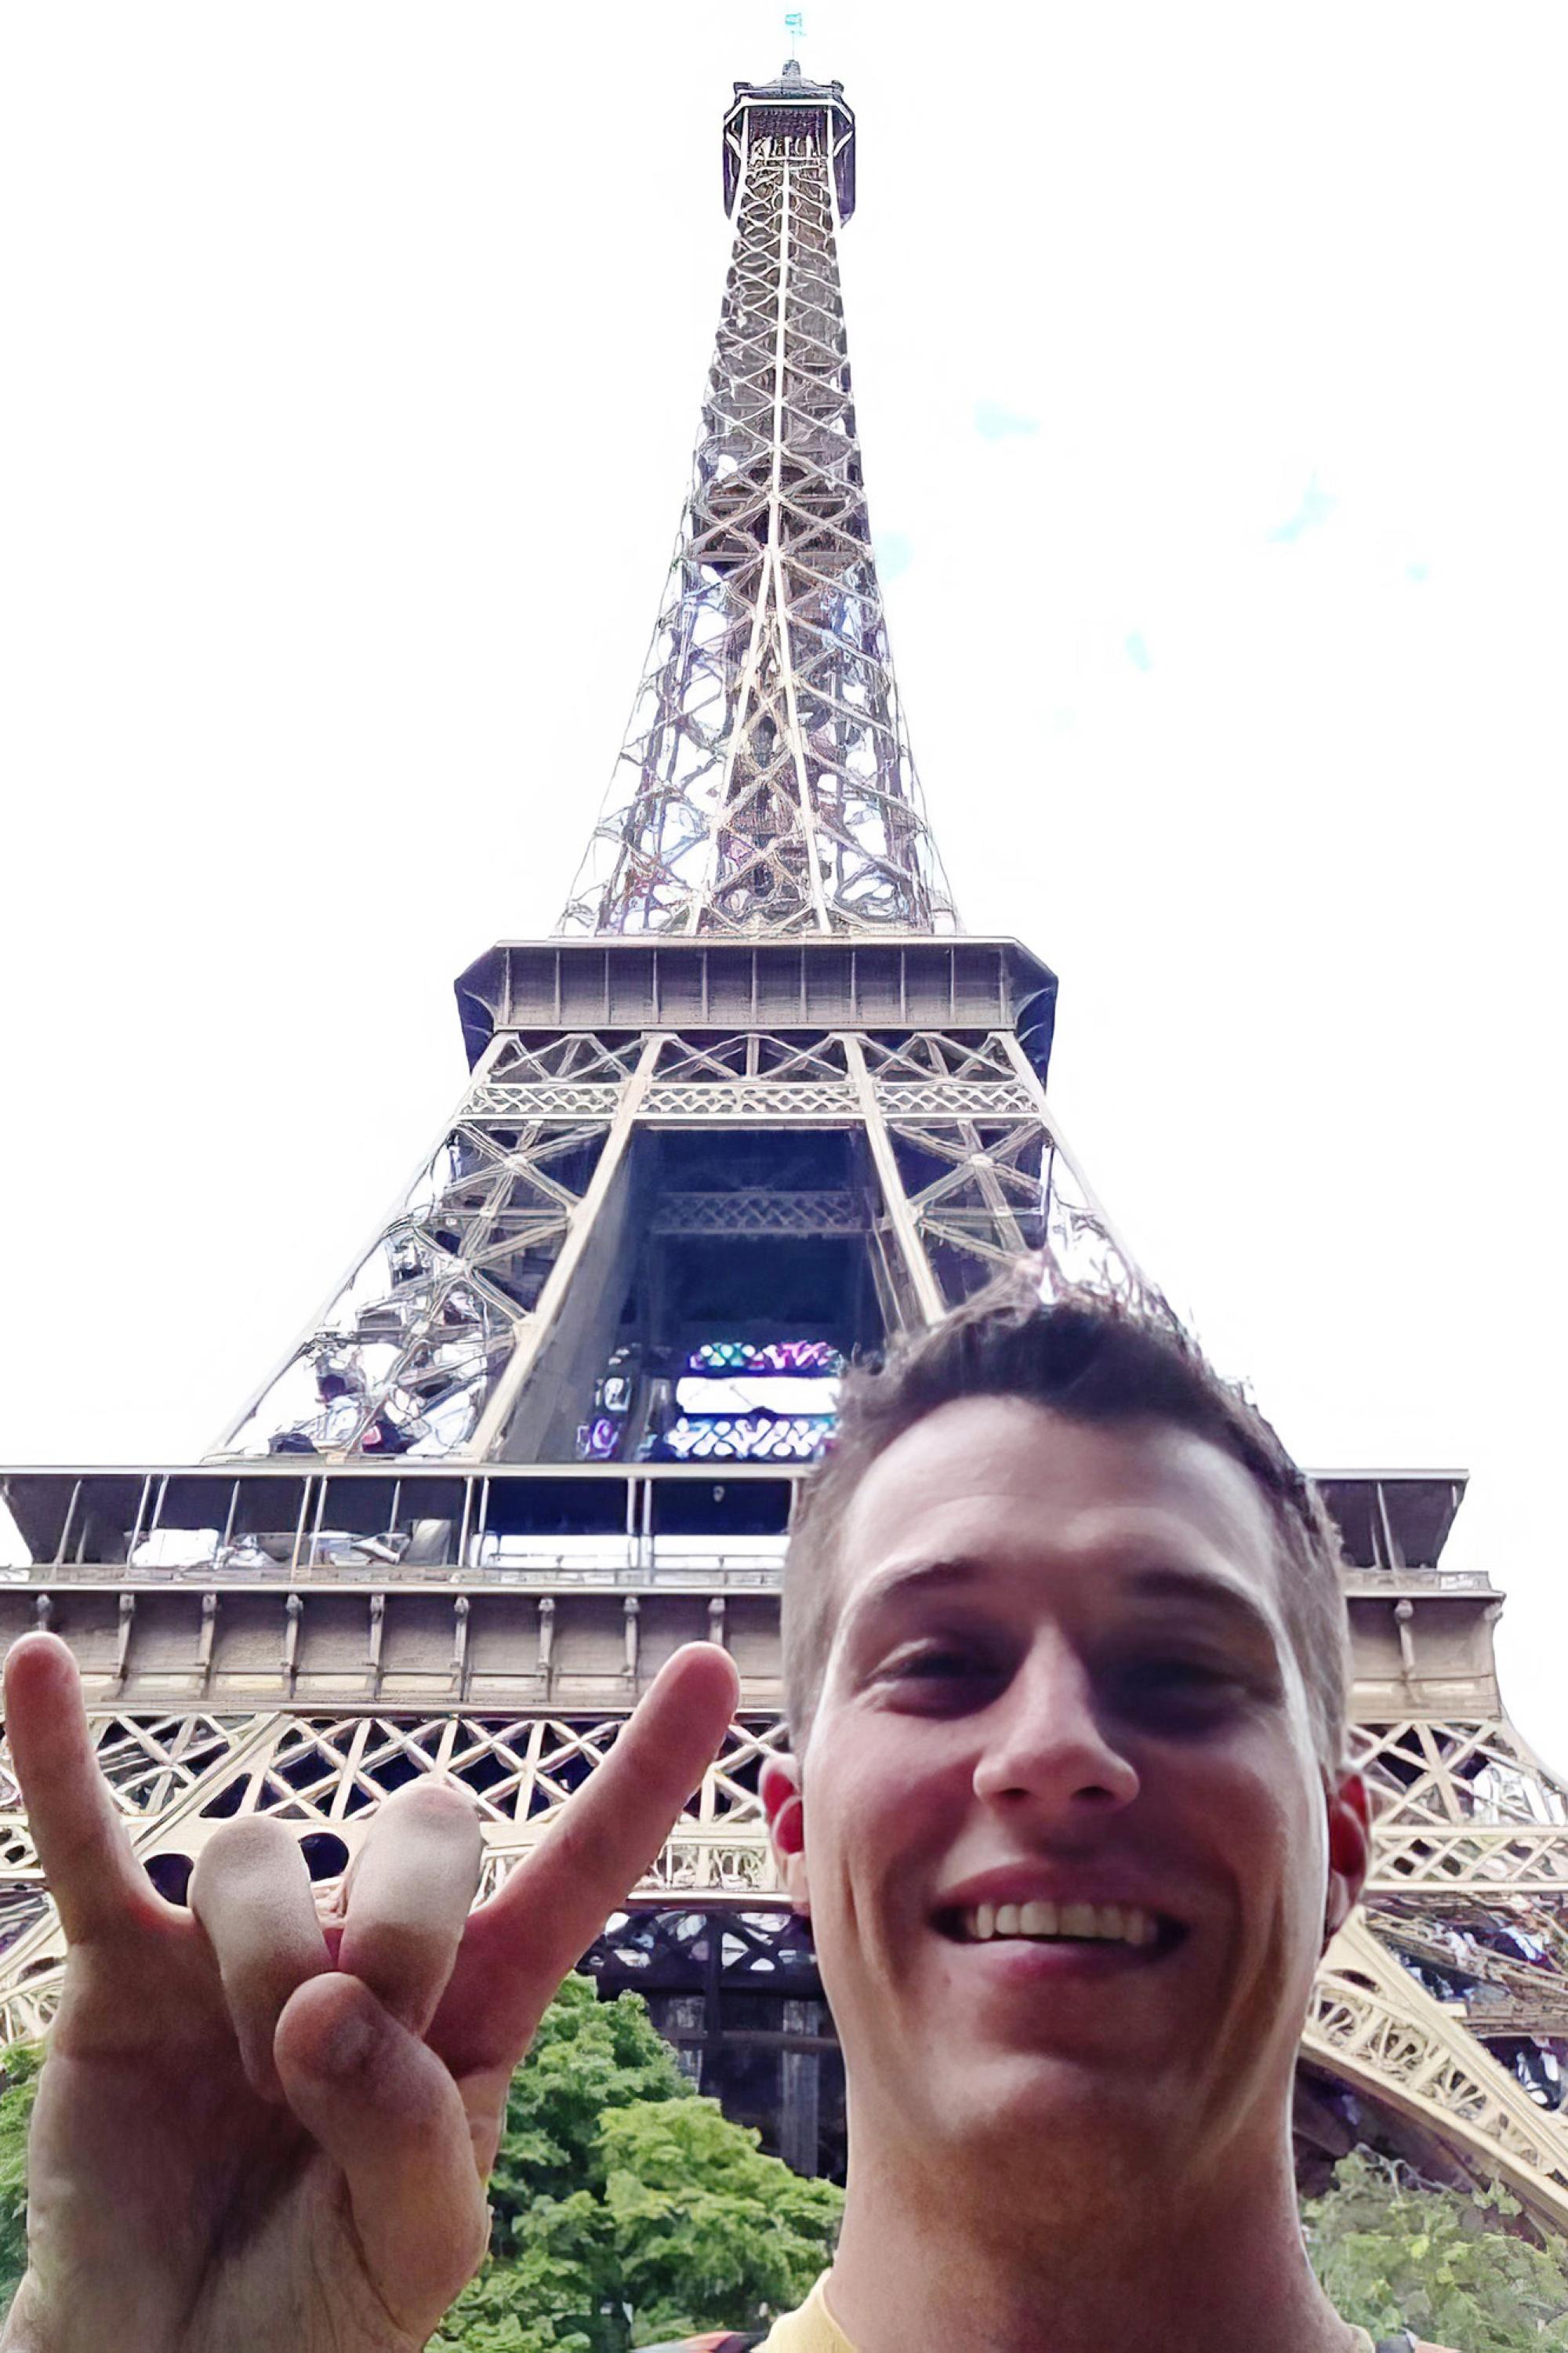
459 2201 492 2282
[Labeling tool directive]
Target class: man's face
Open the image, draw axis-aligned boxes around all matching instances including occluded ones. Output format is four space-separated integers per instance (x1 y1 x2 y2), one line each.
781 1397 1366 2191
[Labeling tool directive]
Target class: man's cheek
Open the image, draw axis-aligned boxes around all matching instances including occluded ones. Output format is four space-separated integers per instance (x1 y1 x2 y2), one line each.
1222 1777 1322 1988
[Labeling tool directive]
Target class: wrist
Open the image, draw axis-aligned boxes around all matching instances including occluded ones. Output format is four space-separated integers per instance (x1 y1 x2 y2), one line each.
0 2276 113 2353
0 2276 53 2352
0 2278 167 2353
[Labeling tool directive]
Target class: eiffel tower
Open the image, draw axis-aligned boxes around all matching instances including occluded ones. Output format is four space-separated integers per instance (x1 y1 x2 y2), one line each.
2 59 1566 2228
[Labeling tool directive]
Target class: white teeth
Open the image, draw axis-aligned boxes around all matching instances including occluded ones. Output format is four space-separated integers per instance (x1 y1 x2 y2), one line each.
957 1901 1160 1948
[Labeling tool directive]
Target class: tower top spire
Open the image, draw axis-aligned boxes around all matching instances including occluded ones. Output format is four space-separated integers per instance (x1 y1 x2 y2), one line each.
561 73 948 938
724 61 855 219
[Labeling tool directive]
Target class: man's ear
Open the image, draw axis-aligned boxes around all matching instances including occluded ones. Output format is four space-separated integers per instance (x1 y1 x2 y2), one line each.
1322 1770 1371 1951
760 1752 811 1917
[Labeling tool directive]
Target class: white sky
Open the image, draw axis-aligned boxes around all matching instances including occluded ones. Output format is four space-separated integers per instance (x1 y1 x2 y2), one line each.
1 3 1564 1757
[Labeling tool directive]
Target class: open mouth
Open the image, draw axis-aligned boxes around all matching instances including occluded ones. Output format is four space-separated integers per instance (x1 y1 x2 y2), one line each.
933 1900 1185 1957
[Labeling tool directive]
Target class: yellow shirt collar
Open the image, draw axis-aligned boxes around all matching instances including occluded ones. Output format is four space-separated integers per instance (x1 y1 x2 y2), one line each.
760 2279 1384 2353
760 2274 856 2352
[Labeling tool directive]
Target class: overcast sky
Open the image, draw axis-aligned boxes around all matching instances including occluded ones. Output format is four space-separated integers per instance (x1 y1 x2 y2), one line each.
2 3 1563 1758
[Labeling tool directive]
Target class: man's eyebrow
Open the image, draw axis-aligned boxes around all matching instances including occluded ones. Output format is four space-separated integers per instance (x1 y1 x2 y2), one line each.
840 1557 979 1632
1123 1566 1282 1646
840 1558 1284 1647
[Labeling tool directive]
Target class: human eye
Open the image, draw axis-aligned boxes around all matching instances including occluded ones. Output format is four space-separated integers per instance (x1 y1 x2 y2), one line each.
890 1643 979 1679
876 1638 998 1711
1111 1653 1251 1728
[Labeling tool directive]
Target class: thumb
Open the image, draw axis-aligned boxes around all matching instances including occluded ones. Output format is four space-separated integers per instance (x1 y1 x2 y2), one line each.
274 1972 491 2340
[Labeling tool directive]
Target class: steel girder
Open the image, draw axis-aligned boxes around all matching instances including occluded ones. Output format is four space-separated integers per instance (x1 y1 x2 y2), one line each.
559 134 952 937
2 1691 1567 2227
212 1032 655 1461
210 1023 1145 1462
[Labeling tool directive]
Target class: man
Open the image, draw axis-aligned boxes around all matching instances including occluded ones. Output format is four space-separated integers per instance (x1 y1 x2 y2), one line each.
0 1276 1450 2351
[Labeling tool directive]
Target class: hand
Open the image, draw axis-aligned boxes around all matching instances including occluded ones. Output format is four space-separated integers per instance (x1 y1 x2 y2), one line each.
0 1631 739 2353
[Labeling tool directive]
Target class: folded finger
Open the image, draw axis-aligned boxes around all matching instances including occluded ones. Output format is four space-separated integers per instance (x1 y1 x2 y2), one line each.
336 1777 482 2036
190 1817 330 2100
3 1634 151 1945
274 1973 489 2340
433 1641 738 2073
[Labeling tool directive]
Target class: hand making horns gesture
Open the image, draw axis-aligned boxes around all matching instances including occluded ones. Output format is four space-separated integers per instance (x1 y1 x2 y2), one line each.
0 1631 741 2353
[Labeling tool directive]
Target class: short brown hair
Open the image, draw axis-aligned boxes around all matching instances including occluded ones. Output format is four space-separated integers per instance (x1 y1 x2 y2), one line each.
785 1269 1350 1773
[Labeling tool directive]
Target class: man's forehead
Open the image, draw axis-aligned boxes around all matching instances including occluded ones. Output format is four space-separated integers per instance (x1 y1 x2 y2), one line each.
837 1393 1281 1593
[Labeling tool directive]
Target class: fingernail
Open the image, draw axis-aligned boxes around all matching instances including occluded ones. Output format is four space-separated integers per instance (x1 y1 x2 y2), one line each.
318 1999 377 2078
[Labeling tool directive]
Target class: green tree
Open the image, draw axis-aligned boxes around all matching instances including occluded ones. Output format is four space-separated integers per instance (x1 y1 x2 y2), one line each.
1304 2148 1568 2352
428 1976 840 2352
0 2042 42 2316
600 2094 843 2344
486 1973 695 2223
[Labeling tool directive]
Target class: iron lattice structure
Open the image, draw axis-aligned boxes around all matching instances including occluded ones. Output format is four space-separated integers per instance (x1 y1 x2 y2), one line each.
4 61 1568 2226
561 66 953 939
212 943 1139 1468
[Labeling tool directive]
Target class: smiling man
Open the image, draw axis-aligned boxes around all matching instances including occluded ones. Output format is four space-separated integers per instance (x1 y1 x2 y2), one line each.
731 1276 1417 2353
0 1276 1454 2353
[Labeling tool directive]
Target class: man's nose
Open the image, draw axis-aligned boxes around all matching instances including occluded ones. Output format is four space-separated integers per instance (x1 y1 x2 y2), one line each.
970 1637 1139 1816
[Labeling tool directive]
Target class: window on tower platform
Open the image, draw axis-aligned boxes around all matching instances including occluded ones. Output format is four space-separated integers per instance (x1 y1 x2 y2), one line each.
638 1339 843 1464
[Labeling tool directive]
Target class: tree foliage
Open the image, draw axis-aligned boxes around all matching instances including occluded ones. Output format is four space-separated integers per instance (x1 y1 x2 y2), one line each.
429 1976 841 2352
0 2041 42 2317
1303 2149 1568 2352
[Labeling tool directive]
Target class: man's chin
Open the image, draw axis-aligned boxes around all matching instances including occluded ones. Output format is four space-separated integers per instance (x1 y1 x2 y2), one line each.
873 2052 1173 2220
918 2044 1160 2156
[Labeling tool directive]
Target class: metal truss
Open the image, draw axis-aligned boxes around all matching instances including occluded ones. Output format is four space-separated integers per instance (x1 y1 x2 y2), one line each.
212 1024 1152 1461
215 1034 659 1462
0 1708 788 2045
586 1905 821 2003
2 1690 1566 2224
652 1189 863 1237
1368 1910 1568 2035
1315 1712 1568 2221
851 1029 1152 1317
560 96 952 937
1352 1712 1568 2065
1309 1917 1568 2221
1358 1716 1568 1909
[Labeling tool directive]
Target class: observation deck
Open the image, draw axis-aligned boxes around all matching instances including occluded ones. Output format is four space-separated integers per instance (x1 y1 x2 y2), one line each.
0 1461 1486 1718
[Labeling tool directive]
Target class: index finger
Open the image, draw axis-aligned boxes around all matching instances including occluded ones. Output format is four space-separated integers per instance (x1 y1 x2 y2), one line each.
431 1641 739 2074
3 1633 154 1944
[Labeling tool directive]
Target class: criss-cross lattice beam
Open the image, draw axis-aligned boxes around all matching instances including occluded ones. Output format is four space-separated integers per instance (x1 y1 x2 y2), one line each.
3 1695 1568 2228
561 108 952 937
0 1708 792 2043
1308 1915 1568 2228
205 1007 1149 1461
212 1035 662 1463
